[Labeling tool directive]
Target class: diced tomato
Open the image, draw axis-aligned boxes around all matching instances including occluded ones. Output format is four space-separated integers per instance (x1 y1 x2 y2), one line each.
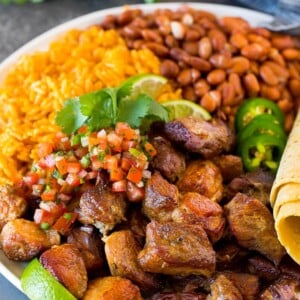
78 125 88 134
127 167 143 184
144 142 157 157
107 131 123 153
91 155 104 170
37 142 53 159
103 155 118 170
115 122 137 141
41 188 57 201
111 179 127 192
74 147 89 158
120 157 132 171
57 137 71 151
59 181 73 194
65 173 81 187
67 161 82 174
34 208 56 226
110 168 125 182
126 181 145 202
53 212 78 235
88 134 101 148
56 157 68 175
121 140 137 151
40 201 67 218
23 173 40 185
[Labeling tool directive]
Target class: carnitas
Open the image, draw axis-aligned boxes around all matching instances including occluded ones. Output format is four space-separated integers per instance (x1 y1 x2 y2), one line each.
2 115 299 299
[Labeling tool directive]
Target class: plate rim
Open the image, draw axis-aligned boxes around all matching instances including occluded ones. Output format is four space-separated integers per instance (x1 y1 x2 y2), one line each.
0 1 272 293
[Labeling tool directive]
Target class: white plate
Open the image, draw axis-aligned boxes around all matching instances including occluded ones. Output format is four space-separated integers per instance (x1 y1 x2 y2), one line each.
0 2 272 293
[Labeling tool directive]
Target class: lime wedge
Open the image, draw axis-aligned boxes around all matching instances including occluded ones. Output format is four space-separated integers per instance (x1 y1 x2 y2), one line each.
117 73 168 100
162 99 211 121
21 258 76 300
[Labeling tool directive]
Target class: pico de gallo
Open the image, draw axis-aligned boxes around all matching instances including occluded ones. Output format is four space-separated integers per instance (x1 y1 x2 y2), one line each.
20 122 157 235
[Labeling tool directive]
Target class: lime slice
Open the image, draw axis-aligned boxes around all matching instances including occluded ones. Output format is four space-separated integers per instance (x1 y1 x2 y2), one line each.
117 73 168 100
162 99 211 121
21 258 76 300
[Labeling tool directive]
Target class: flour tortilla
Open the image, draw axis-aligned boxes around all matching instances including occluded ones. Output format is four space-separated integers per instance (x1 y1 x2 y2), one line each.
270 110 300 264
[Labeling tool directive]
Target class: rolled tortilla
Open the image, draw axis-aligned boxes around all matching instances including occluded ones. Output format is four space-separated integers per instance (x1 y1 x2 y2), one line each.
270 110 300 264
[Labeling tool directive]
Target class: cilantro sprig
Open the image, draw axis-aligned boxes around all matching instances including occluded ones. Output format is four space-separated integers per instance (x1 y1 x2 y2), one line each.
55 76 169 134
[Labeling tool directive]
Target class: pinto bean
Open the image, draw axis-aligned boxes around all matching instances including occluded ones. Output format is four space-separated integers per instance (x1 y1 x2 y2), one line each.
229 33 248 49
221 82 236 106
228 56 250 75
142 42 169 57
200 90 222 112
177 68 201 86
229 73 244 101
241 43 267 61
259 64 279 86
194 79 210 97
282 48 300 60
243 73 260 96
160 59 180 78
209 53 232 69
207 69 226 85
272 35 295 50
289 79 300 97
182 41 199 56
141 29 163 43
198 36 212 60
260 84 281 100
184 55 212 72
208 29 227 52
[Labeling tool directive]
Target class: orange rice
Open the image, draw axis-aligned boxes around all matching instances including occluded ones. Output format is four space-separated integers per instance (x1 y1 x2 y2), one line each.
0 26 181 185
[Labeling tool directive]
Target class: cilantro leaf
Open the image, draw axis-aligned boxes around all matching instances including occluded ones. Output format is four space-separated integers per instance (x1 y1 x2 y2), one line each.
80 89 116 131
55 76 169 134
55 98 88 134
117 94 169 129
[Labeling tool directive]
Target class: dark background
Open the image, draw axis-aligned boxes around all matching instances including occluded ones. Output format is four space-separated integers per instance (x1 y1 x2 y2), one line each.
0 1 255 299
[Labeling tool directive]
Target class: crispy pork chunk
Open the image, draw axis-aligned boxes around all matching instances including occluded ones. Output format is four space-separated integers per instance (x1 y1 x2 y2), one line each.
40 243 88 299
164 116 234 159
138 221 216 277
150 136 186 182
143 172 179 222
0 185 27 231
67 225 104 275
152 292 206 299
172 192 225 243
83 276 143 300
222 272 260 300
0 218 60 261
78 182 127 235
247 255 280 282
225 193 285 265
260 278 300 300
177 160 223 202
212 155 244 183
207 274 243 300
105 230 160 292
227 169 275 205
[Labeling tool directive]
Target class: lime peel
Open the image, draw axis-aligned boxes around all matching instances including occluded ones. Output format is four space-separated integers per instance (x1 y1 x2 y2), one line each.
117 73 168 100
21 258 76 300
162 99 211 121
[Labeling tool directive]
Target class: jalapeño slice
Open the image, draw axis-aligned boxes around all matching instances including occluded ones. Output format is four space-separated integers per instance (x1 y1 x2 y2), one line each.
237 114 287 143
235 97 284 132
237 134 286 173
